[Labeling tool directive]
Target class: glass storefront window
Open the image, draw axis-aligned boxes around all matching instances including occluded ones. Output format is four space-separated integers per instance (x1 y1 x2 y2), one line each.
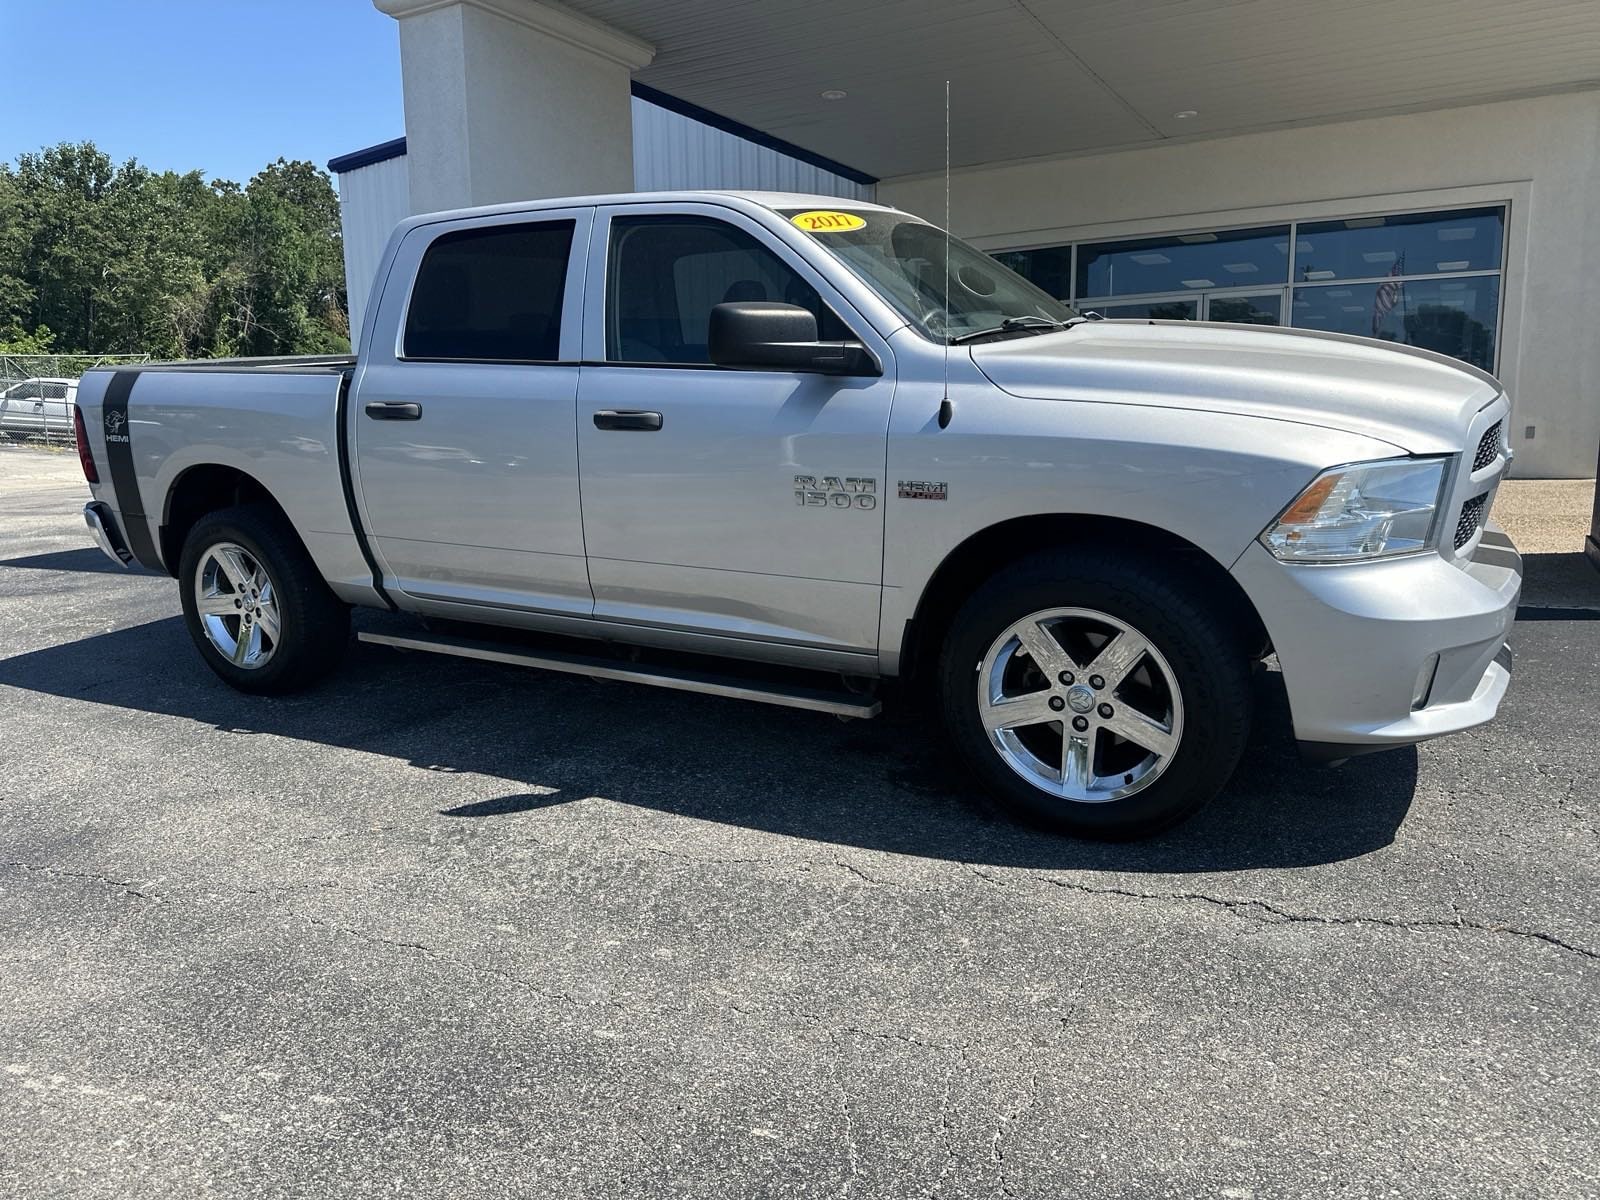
993 245 1072 302
1291 277 1499 370
1294 207 1503 283
1075 226 1290 299
1089 298 1199 320
989 204 1506 372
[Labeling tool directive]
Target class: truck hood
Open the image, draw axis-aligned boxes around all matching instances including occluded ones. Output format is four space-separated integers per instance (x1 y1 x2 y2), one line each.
969 319 1502 454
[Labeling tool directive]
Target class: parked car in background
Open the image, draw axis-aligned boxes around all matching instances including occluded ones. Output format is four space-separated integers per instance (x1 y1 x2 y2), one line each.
1 377 78 441
72 191 1520 839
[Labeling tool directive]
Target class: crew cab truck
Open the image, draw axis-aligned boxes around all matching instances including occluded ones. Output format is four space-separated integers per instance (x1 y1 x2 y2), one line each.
73 191 1521 839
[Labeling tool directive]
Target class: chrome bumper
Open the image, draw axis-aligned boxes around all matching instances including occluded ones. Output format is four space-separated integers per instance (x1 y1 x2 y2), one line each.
84 501 132 567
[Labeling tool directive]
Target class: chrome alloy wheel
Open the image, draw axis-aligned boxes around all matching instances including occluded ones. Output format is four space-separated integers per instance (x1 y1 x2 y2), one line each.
193 541 281 669
977 607 1184 803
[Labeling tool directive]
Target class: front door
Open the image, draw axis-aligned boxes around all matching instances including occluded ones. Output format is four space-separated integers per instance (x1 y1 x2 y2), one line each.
352 210 595 616
574 204 895 657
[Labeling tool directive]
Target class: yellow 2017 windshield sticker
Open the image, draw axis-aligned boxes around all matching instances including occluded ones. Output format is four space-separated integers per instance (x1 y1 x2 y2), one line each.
791 210 866 233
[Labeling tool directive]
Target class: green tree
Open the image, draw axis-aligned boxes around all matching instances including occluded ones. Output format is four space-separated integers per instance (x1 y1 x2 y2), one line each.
0 141 348 358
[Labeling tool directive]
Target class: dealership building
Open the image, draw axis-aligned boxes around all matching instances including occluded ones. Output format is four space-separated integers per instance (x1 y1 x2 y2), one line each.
332 0 1600 481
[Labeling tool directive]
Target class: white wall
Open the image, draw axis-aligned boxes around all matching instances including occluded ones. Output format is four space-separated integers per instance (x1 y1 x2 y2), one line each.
880 90 1600 479
632 97 872 200
337 154 412 350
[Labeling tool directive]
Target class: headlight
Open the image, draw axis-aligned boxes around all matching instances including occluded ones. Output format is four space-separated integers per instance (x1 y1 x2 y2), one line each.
1261 456 1450 562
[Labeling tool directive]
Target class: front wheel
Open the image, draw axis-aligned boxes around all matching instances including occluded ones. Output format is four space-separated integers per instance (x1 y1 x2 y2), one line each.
938 549 1253 839
178 505 350 695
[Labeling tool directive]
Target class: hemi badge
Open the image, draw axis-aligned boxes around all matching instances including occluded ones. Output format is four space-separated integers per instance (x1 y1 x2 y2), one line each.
898 480 948 501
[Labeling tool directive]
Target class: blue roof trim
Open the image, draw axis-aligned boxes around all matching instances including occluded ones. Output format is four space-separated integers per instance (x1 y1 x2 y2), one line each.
630 82 877 186
327 137 408 175
326 85 878 187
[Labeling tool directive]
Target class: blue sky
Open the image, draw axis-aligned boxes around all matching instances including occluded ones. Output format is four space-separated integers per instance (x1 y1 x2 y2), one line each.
0 0 403 183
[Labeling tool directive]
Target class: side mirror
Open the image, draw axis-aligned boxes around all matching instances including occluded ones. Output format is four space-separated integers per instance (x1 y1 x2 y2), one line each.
708 302 880 376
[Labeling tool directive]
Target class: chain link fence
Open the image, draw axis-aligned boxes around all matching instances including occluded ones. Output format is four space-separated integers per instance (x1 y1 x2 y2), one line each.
0 354 151 447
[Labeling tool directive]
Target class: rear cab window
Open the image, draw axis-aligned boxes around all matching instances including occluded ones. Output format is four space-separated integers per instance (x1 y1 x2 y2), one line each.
404 221 575 363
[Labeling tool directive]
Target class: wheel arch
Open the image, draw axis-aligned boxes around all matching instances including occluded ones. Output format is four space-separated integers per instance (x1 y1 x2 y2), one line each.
160 464 295 578
899 513 1270 683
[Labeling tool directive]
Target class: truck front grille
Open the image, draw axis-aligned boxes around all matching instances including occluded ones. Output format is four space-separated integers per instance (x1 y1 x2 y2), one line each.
1473 421 1503 472
1454 492 1488 550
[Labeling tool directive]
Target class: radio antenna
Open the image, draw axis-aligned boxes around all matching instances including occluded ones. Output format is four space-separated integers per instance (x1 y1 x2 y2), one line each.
939 79 955 430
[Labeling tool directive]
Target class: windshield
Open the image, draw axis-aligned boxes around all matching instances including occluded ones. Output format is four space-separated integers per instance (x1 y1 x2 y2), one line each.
780 208 1076 342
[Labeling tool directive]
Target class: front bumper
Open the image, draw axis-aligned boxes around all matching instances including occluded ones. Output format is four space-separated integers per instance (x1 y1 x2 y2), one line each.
84 501 133 567
1232 523 1521 753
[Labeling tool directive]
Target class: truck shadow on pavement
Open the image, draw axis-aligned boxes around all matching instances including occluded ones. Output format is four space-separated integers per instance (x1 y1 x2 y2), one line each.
0 612 1419 873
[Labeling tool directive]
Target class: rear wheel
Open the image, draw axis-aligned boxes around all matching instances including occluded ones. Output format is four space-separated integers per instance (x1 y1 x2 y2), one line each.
178 506 349 694
938 549 1252 839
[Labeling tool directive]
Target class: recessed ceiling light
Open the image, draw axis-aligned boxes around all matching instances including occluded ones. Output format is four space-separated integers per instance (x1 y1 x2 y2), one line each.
1174 110 1198 119
821 89 848 101
1437 260 1469 271
1130 252 1171 265
1177 233 1217 244
1222 262 1259 274
1180 278 1215 288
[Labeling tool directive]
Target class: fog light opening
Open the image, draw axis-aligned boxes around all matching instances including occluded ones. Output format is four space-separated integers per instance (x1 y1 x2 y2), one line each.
1411 654 1441 711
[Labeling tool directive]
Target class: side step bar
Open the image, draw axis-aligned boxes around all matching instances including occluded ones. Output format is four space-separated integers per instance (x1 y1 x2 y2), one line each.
357 629 882 718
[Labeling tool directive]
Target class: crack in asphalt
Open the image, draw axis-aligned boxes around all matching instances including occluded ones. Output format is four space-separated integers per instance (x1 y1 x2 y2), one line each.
960 864 1600 962
1 861 161 901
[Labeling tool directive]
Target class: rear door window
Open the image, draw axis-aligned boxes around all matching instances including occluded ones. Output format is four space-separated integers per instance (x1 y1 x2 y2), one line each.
404 221 575 362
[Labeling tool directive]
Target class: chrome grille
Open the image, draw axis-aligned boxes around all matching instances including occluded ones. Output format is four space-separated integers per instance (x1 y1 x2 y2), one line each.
1473 421 1503 472
1454 492 1488 550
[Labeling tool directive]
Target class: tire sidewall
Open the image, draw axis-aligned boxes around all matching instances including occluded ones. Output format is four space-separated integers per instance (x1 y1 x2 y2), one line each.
177 507 345 694
940 556 1251 838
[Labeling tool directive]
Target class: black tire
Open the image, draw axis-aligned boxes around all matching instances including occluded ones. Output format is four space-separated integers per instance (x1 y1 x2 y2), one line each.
938 548 1253 840
177 505 350 695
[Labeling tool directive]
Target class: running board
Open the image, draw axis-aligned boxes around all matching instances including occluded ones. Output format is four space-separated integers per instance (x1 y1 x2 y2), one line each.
357 629 881 718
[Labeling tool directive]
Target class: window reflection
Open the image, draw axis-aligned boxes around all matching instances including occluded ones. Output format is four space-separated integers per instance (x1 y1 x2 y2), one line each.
1092 299 1199 320
1075 226 1290 298
1295 208 1503 282
989 205 1506 372
993 245 1072 302
1291 277 1499 370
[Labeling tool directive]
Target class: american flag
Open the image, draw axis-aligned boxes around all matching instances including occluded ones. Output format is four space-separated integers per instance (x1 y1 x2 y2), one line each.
1372 253 1405 336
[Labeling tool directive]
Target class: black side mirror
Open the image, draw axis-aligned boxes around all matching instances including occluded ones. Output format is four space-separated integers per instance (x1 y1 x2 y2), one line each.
708 302 880 376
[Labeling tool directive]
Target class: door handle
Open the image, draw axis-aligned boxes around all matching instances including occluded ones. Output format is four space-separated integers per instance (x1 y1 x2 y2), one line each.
593 409 663 431
365 401 422 420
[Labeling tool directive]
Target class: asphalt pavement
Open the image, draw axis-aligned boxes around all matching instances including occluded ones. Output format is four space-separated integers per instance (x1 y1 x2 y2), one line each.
2 447 1597 1199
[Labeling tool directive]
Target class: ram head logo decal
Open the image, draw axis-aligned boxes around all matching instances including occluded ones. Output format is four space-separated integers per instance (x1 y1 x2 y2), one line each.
104 411 126 435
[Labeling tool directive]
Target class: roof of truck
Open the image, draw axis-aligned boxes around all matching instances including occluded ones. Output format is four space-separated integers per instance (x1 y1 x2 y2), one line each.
391 191 902 236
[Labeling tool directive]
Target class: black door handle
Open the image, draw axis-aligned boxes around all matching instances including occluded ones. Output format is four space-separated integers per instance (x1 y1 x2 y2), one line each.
593 409 663 431
365 401 422 420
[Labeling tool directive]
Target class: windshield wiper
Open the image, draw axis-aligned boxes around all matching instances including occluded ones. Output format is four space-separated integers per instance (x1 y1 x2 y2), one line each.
947 315 1069 345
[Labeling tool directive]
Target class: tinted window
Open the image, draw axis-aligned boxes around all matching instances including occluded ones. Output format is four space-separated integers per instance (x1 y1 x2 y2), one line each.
990 245 1073 303
606 215 848 364
1092 299 1198 321
7 381 41 399
1076 226 1290 299
1295 208 1503 283
1292 276 1499 370
42 383 68 400
404 221 574 361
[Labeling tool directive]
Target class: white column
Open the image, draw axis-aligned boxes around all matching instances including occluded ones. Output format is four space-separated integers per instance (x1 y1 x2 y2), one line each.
375 0 654 213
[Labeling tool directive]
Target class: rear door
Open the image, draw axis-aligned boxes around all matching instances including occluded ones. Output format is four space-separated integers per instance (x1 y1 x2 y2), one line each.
351 209 595 616
574 202 896 659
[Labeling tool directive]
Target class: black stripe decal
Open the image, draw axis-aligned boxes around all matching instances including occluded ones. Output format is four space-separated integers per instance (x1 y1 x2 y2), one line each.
335 370 396 610
101 370 162 569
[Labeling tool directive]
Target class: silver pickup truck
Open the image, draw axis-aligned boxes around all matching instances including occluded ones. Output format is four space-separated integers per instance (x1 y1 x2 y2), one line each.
73 191 1520 839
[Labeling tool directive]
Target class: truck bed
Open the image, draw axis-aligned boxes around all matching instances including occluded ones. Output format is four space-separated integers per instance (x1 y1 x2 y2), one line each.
76 360 376 602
